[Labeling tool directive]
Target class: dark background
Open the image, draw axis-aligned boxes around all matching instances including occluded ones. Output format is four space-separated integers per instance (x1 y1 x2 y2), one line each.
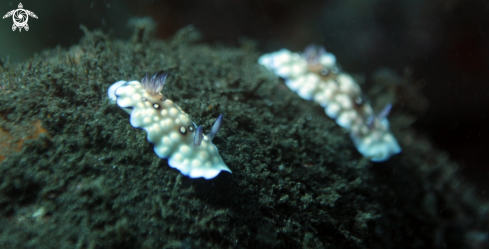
1 0 488 193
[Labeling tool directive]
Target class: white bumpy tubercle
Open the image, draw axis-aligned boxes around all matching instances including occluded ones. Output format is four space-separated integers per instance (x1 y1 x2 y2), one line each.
258 46 401 162
108 75 231 179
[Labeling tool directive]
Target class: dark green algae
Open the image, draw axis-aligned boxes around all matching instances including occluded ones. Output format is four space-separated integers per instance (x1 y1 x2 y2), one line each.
0 24 487 249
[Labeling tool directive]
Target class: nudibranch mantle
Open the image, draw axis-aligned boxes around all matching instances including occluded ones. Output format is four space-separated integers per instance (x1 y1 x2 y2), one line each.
108 74 231 179
258 46 401 162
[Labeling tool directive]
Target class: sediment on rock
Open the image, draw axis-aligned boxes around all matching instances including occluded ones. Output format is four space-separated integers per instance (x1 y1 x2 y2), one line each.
0 24 487 249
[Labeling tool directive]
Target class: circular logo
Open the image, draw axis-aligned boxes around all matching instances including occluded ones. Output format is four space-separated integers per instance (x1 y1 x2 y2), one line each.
13 9 28 27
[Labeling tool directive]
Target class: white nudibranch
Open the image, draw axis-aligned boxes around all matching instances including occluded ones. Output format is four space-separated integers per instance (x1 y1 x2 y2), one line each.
258 45 401 162
108 73 231 179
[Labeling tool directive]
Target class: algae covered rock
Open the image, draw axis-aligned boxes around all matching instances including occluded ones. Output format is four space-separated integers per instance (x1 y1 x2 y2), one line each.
0 24 487 249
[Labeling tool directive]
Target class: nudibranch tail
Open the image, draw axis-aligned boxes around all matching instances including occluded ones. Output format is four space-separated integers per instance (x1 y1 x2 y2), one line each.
108 80 127 103
259 46 401 162
108 73 231 179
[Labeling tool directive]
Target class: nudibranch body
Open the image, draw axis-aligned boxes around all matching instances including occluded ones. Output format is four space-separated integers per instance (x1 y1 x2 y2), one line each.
258 46 401 162
108 73 231 179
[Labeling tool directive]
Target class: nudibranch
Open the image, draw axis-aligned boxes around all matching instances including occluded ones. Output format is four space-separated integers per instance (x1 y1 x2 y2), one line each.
108 73 231 179
258 45 401 162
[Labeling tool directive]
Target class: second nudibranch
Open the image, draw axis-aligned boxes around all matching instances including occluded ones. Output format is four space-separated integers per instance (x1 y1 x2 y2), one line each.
258 45 401 162
108 73 231 179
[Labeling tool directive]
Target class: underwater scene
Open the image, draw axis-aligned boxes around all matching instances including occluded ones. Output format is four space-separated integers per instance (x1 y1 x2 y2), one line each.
0 0 488 248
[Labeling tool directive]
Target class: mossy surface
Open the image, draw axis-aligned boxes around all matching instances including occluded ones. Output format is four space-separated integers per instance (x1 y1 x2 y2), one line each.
0 25 486 249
